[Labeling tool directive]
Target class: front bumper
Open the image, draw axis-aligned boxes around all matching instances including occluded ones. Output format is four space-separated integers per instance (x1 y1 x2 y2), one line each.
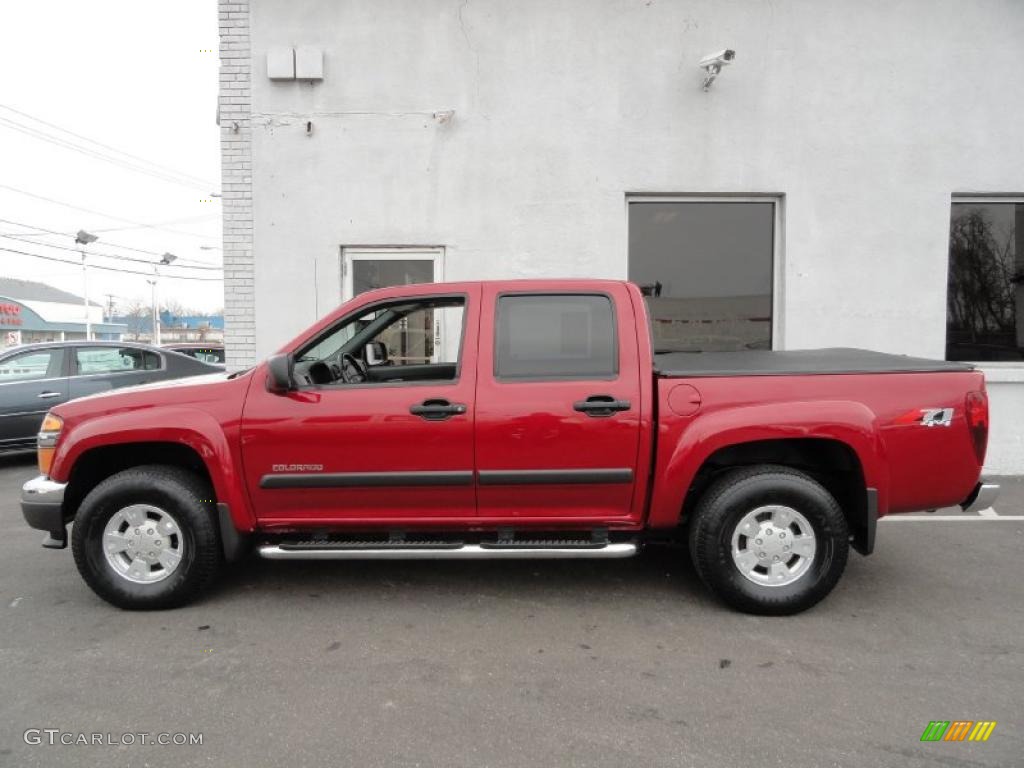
960 481 1000 514
21 475 68 549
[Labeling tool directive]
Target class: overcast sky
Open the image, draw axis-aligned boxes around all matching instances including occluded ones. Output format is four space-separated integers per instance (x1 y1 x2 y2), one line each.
0 1 223 314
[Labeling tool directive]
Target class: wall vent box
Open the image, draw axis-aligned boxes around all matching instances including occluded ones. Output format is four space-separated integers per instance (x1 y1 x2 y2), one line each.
295 47 324 80
267 47 295 80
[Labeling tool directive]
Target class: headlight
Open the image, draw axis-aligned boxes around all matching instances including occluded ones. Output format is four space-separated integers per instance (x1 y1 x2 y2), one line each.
37 413 63 475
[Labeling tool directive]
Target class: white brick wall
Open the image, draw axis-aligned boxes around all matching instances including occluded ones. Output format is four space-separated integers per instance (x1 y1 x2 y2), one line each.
218 0 255 370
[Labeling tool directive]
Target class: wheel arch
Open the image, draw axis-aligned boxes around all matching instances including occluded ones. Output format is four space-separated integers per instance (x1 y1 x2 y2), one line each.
648 400 887 554
52 408 254 558
680 439 877 555
63 441 216 522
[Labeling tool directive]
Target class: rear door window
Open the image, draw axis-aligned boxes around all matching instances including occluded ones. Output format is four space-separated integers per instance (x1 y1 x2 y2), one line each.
495 294 617 379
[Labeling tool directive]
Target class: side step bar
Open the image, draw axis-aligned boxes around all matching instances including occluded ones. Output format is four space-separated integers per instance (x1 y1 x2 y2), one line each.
259 542 638 561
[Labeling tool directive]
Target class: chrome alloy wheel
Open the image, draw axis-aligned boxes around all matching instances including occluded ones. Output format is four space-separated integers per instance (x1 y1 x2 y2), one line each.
730 505 816 587
102 505 184 584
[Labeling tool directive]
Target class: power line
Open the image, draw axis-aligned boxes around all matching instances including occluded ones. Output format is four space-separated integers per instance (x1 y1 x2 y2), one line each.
0 105 217 191
0 233 222 271
0 117 211 193
0 183 218 240
0 104 217 188
0 245 223 282
92 213 220 234
0 218 221 267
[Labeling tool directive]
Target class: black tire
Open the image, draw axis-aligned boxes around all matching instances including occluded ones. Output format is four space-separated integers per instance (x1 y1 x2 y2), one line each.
71 465 222 610
688 465 849 615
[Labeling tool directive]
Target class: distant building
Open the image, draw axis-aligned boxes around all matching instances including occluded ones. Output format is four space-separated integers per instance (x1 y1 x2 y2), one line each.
108 311 225 344
157 311 224 344
0 277 124 348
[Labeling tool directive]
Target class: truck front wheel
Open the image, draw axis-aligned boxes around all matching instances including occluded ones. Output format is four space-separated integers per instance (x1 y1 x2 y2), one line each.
71 466 222 610
688 465 849 615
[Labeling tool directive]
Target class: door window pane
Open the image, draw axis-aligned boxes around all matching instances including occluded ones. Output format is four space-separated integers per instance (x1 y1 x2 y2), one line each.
370 304 463 365
0 350 58 382
352 259 434 296
947 202 1024 361
629 201 774 352
297 297 465 383
76 347 160 374
495 294 616 379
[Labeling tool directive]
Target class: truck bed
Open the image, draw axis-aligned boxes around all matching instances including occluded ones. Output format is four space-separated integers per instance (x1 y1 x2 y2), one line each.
653 348 975 378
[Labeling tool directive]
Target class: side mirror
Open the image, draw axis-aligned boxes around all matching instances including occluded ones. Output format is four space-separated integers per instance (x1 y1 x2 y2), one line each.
364 341 389 367
266 353 294 393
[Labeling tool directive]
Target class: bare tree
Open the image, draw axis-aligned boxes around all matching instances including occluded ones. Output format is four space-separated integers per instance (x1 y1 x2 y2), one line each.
121 299 150 341
947 210 1016 357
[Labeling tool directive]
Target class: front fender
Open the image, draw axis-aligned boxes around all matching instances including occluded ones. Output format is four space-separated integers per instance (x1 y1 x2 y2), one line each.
647 399 888 528
50 407 254 532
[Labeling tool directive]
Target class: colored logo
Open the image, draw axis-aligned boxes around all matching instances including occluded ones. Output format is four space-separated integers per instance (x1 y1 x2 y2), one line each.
920 721 997 742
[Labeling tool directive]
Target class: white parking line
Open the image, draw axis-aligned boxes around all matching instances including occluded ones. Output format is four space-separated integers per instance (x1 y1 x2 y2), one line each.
882 511 1024 521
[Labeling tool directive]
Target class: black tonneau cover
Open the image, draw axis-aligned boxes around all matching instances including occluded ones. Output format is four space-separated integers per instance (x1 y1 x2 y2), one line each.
654 348 975 378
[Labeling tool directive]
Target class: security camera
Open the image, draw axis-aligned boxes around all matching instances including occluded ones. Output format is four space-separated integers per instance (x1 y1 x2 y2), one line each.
699 49 735 91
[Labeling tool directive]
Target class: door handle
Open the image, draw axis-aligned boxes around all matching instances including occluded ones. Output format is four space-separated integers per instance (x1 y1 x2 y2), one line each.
410 398 467 421
37 391 62 400
573 394 631 417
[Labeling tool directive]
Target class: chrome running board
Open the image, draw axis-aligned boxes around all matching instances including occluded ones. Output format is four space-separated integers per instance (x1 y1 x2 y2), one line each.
258 542 638 561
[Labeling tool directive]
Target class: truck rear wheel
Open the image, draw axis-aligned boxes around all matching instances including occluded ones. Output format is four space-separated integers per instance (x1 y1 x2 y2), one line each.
71 465 222 610
688 465 849 615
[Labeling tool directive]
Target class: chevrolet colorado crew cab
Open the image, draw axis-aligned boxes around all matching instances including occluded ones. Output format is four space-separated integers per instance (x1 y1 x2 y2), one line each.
20 280 998 614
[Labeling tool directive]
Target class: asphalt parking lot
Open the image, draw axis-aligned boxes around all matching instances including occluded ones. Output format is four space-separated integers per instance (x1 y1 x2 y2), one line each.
0 455 1021 768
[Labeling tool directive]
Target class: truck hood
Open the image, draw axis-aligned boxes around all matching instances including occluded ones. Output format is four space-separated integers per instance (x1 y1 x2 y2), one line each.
69 372 233 403
51 369 255 422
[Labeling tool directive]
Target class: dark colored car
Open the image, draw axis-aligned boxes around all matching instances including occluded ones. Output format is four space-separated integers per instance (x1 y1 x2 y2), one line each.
162 343 225 367
0 340 221 452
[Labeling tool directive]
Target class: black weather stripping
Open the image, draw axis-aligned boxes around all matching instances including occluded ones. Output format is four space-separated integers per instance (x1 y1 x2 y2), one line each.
260 471 474 489
477 469 634 486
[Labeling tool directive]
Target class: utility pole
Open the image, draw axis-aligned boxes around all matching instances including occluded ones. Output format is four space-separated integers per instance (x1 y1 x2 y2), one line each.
150 253 177 345
75 230 98 340
147 271 157 344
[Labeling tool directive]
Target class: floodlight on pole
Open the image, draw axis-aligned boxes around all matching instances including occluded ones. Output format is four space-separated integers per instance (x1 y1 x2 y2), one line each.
74 230 99 340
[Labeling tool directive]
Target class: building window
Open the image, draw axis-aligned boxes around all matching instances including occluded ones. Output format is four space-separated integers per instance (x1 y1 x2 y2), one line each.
628 199 776 353
947 199 1024 361
341 247 443 300
495 294 617 380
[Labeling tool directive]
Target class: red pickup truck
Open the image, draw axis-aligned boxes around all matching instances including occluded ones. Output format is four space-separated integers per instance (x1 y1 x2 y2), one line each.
20 280 998 614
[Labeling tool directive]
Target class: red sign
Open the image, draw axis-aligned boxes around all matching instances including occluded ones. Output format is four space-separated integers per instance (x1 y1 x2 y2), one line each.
0 303 22 326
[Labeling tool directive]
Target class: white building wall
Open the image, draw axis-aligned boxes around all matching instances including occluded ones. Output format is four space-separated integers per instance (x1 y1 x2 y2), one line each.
222 0 1024 473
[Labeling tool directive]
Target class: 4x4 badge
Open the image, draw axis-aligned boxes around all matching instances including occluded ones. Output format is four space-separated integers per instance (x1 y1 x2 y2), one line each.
921 408 954 427
893 408 954 427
